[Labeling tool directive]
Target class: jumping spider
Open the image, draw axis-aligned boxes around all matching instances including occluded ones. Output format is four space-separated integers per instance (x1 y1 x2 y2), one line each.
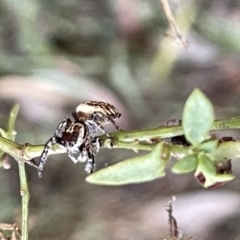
38 101 121 178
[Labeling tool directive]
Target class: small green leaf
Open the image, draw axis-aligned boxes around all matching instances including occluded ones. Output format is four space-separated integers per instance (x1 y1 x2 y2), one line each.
194 153 234 188
182 89 215 146
198 139 218 153
172 154 198 174
196 172 235 188
86 143 167 185
211 141 240 164
196 153 216 176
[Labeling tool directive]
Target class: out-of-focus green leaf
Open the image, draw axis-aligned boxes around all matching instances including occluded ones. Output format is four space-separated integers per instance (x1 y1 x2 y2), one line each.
195 153 234 188
86 143 167 185
182 89 215 146
196 153 216 176
197 139 218 153
211 141 240 164
172 154 198 174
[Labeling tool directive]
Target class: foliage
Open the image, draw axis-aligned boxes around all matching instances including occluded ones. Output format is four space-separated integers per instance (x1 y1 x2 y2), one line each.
86 89 236 188
1 89 240 239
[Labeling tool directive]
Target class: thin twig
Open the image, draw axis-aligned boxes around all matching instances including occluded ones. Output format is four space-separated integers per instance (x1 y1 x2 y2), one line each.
1 117 240 166
18 163 29 240
4 105 29 240
0 222 21 239
7 105 20 141
115 117 240 142
160 0 188 48
166 196 181 239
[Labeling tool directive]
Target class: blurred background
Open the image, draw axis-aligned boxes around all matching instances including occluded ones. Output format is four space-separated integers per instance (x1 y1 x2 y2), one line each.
1 0 240 239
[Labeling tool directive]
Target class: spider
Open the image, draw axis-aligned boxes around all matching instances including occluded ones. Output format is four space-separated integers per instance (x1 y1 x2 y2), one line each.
75 101 121 136
38 101 121 178
38 116 100 178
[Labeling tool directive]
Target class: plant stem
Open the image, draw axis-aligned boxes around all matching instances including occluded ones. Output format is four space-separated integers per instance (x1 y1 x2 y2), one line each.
7 104 20 140
115 117 240 142
18 162 29 240
115 125 184 142
0 137 20 159
213 117 240 130
1 117 240 162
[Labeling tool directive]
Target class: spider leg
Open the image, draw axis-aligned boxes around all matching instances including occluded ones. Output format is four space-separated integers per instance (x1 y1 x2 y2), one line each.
38 136 57 178
84 119 109 137
77 147 89 162
90 137 101 155
84 148 95 174
75 140 96 174
91 112 120 134
108 117 121 131
84 137 101 174
56 116 72 135
65 142 79 164
89 112 110 136
98 124 110 137
38 117 71 178
84 121 96 134
67 151 79 164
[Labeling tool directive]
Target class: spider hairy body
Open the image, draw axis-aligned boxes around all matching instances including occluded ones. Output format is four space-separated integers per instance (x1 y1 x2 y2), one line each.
38 118 99 178
38 101 121 178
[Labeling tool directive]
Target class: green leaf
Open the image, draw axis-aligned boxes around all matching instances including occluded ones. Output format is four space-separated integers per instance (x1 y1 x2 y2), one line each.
198 139 218 153
182 89 215 146
86 143 167 185
196 153 216 176
211 141 240 164
195 153 234 188
172 154 198 174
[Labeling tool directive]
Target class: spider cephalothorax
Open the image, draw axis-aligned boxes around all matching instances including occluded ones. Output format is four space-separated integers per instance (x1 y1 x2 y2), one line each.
38 101 121 178
75 101 121 135
38 117 100 178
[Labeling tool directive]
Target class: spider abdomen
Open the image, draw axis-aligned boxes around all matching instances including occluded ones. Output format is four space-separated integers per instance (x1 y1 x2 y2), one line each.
76 101 121 122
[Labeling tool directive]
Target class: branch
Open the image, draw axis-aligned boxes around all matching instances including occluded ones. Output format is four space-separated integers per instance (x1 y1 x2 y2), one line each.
0 117 240 165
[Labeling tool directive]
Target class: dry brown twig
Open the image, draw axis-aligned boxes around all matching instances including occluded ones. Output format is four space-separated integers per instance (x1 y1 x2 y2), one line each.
160 0 189 48
165 197 194 240
166 196 182 240
0 223 21 240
